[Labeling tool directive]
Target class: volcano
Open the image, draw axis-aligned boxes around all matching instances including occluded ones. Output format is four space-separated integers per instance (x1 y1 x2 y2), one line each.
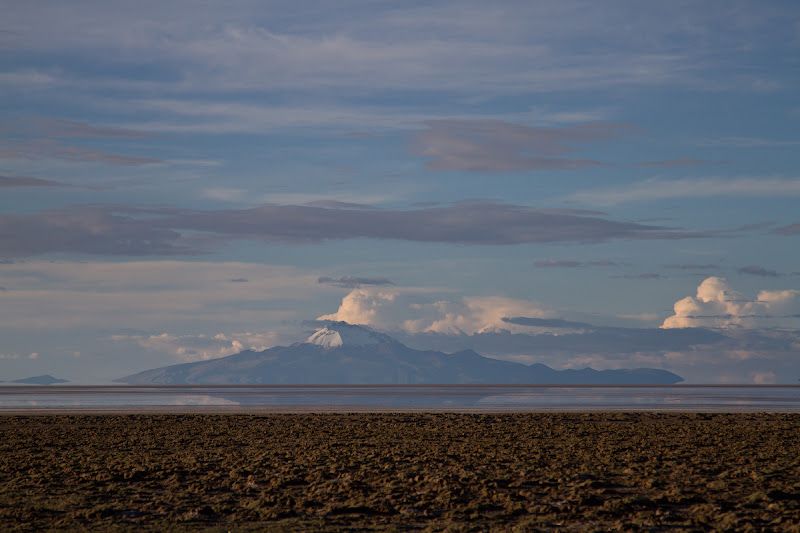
115 322 683 385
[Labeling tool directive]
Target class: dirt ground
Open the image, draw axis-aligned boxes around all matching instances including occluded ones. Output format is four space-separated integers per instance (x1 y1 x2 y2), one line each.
1 413 799 531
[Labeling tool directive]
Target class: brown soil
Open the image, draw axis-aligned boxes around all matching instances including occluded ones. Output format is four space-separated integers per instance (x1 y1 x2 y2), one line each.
1 413 799 531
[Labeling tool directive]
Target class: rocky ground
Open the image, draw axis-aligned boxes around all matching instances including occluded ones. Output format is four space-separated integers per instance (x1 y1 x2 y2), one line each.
1 413 799 531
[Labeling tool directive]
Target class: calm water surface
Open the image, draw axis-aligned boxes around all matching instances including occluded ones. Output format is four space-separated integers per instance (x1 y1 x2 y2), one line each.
1 385 800 413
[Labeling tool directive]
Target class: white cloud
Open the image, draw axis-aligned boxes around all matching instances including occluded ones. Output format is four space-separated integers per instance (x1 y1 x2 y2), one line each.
752 371 776 384
317 289 401 331
318 288 554 334
113 330 289 362
662 276 800 329
570 177 800 206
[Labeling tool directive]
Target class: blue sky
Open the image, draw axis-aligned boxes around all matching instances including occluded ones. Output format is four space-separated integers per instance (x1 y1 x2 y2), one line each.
1 0 799 383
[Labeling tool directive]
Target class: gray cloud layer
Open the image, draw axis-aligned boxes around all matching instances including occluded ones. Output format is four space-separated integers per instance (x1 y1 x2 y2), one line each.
738 265 780 277
0 202 707 258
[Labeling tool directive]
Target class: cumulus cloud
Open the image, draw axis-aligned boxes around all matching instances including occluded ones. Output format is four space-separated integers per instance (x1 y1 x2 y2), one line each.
413 120 632 173
317 288 554 335
113 331 287 362
662 277 800 329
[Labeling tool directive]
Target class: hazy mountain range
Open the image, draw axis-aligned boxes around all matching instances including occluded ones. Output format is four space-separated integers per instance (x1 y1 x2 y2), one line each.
0 375 69 385
116 322 683 385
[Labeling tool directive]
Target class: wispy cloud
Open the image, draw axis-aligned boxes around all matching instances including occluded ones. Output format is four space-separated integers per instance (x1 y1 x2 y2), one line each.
0 174 70 188
772 222 800 235
614 273 666 280
28 118 156 139
318 276 395 288
0 138 161 166
692 137 800 148
738 265 780 277
535 259 617 268
636 157 707 167
666 263 719 271
413 119 633 172
570 177 800 206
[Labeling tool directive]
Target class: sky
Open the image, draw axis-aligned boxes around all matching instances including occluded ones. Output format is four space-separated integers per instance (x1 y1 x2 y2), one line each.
1 0 800 384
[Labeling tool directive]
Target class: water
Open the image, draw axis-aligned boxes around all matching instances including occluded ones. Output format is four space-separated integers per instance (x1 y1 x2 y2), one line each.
1 385 800 413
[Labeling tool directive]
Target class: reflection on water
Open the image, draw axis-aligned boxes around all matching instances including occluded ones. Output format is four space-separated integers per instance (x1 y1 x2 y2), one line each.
1 385 799 412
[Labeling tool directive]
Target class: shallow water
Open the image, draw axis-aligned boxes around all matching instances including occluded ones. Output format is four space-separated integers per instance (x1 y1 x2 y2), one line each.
2 384 800 413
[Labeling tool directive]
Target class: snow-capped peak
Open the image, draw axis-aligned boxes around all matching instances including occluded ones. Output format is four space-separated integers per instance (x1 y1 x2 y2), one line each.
303 322 397 348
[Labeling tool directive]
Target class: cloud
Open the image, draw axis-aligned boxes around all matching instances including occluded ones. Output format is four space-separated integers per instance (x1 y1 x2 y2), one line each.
0 175 70 188
8 1 793 98
614 273 666 280
636 157 707 167
317 288 554 335
502 316 594 329
317 289 402 331
738 265 780 277
318 276 395 288
0 138 161 165
666 263 719 270
413 120 633 172
570 177 800 206
662 277 800 329
393 323 800 384
692 137 800 148
0 207 190 257
0 202 702 257
772 222 800 235
535 259 582 268
113 331 287 362
535 259 617 268
28 118 155 139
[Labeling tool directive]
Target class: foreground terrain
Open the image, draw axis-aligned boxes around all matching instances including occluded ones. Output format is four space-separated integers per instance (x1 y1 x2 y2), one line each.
1 413 799 531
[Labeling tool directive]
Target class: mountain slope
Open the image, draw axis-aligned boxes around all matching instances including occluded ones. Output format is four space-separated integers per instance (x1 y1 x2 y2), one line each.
116 322 683 385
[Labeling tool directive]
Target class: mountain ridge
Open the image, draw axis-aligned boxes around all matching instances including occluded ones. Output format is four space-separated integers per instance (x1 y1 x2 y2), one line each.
116 322 683 385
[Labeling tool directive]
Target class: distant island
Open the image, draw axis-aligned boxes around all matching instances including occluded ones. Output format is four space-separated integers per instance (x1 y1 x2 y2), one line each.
1 375 69 385
116 322 683 385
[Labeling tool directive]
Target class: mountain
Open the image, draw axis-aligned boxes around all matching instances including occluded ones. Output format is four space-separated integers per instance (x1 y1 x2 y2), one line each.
4 375 69 385
116 322 683 385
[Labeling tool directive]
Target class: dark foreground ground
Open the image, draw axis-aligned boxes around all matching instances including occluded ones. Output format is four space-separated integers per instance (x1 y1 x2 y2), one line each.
2 413 799 532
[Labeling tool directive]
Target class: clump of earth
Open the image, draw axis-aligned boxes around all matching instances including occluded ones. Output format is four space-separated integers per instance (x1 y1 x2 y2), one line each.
1 413 799 531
